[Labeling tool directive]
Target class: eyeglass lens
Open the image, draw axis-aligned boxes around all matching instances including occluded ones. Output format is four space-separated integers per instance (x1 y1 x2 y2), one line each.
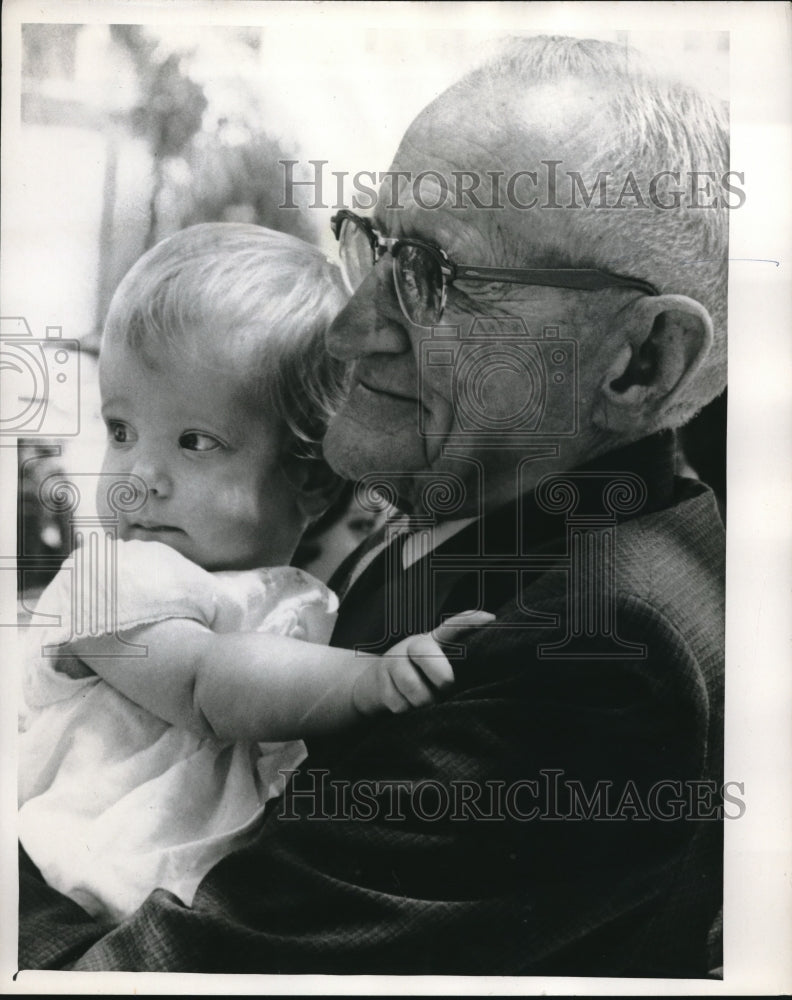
394 244 444 326
338 218 375 294
338 218 444 326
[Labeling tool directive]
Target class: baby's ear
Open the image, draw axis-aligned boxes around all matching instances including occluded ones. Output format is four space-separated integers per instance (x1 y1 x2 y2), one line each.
282 454 346 521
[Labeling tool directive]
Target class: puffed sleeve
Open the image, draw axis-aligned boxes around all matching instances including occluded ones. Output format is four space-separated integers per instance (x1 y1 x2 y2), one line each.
45 538 220 637
211 564 338 644
23 540 221 711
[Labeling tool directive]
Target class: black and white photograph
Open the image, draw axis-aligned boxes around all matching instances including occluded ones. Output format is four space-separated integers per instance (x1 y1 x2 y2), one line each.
1 0 790 993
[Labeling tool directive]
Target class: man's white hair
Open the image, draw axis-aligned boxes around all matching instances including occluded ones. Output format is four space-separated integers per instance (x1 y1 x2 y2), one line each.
458 35 729 427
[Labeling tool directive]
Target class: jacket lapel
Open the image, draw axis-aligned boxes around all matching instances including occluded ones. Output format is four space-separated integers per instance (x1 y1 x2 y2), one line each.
331 432 676 652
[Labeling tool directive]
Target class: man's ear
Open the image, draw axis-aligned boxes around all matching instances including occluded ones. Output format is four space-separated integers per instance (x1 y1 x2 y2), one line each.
282 454 347 521
593 294 714 434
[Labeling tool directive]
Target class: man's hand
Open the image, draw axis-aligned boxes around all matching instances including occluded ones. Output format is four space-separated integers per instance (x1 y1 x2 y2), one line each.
352 610 495 716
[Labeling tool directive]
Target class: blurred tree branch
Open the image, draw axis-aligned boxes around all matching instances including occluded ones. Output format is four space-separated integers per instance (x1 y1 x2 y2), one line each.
111 26 207 248
109 24 316 248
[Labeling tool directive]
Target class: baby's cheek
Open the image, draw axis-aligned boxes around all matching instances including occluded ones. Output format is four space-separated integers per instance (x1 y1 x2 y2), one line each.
208 483 266 537
95 450 121 519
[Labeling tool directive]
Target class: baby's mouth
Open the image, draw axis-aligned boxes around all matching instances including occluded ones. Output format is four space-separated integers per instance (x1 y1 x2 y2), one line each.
126 522 184 536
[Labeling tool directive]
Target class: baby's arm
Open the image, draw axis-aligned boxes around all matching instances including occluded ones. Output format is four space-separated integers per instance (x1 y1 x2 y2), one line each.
66 611 492 743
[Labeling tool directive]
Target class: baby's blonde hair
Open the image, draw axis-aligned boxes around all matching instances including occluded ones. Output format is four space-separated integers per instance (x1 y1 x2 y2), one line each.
102 223 349 460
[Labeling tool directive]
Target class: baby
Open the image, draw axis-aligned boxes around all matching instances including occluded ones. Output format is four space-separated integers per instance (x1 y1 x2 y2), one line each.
18 224 489 924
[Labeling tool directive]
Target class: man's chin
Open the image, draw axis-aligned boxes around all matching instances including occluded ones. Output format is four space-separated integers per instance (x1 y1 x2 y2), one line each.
323 411 427 482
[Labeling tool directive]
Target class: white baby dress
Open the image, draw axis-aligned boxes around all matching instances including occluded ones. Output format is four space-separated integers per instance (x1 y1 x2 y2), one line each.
18 538 338 924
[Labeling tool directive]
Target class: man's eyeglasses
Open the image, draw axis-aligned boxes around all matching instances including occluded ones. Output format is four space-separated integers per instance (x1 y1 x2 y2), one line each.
331 209 660 327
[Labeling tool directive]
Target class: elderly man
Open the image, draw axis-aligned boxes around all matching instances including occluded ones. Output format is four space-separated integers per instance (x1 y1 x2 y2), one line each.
20 36 726 977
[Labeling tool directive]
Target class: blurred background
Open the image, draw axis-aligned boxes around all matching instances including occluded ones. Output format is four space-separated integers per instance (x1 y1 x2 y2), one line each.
8 20 729 613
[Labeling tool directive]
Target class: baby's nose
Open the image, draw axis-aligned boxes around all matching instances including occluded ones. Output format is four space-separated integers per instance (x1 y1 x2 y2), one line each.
131 454 173 499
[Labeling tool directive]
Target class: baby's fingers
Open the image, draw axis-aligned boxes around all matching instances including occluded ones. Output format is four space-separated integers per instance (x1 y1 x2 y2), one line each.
431 610 496 646
389 656 438 708
403 634 456 691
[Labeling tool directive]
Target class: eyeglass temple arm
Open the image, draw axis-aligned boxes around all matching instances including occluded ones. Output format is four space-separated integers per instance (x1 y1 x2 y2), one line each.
330 213 660 297
453 264 659 296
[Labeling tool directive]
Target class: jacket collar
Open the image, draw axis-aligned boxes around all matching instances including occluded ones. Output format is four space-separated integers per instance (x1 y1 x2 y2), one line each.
426 430 677 562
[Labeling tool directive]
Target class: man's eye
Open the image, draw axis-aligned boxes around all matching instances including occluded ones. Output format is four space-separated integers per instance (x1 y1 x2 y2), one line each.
107 420 131 444
179 431 223 452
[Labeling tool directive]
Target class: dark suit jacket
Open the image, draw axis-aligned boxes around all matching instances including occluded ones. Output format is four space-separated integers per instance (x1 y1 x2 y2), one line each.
18 431 724 976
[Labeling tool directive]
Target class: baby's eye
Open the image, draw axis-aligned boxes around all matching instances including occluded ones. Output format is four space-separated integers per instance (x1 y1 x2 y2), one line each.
106 420 133 444
179 431 224 453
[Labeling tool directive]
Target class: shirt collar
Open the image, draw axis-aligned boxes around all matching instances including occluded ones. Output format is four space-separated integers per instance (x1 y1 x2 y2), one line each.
401 516 478 570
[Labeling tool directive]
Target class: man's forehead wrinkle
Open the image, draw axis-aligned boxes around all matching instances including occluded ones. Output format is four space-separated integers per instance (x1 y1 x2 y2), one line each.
375 167 499 264
487 78 610 181
377 79 610 272
385 204 486 263
449 278 515 315
404 99 513 177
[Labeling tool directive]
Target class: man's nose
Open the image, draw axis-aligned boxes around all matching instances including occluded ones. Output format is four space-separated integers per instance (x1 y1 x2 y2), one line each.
326 262 410 362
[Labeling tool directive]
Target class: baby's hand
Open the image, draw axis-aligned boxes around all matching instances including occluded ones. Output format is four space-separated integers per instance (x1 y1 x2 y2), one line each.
352 610 495 717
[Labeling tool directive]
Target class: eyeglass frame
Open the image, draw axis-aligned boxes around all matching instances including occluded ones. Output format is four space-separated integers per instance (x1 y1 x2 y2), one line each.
330 209 660 325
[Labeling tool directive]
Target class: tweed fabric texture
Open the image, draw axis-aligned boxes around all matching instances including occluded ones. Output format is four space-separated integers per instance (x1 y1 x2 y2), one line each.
19 432 725 976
